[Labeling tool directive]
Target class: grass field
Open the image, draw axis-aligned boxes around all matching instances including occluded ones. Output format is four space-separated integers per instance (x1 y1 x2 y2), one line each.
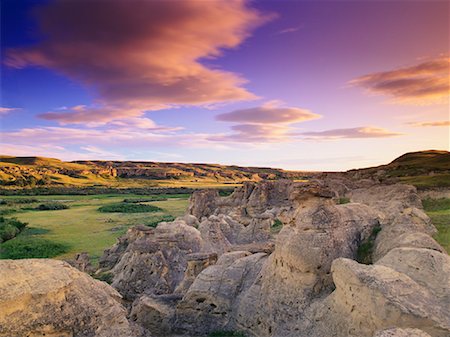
0 194 190 264
422 198 450 253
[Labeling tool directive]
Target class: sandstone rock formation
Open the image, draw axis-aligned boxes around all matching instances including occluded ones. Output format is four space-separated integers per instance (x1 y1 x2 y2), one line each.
3 179 448 337
0 259 139 337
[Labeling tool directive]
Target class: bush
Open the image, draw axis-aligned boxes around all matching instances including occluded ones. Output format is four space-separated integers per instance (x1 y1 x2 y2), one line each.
0 237 69 259
357 225 382 264
337 197 350 205
218 189 234 197
93 271 114 284
36 202 69 210
144 215 176 228
0 217 28 243
98 203 162 213
271 218 283 232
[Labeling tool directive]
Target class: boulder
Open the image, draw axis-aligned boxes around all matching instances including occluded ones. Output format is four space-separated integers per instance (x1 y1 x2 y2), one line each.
315 258 450 337
0 259 138 337
376 248 450 303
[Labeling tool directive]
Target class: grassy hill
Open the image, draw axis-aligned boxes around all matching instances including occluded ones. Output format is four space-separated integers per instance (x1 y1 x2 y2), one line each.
347 150 450 188
0 156 313 189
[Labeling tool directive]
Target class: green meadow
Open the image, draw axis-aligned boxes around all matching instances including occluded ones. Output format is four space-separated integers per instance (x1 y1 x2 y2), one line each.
0 194 190 264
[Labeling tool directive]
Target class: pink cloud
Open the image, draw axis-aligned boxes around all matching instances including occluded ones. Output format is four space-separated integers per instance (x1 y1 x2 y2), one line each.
408 120 450 127
0 107 20 115
301 126 403 139
349 57 450 104
6 0 274 123
216 104 321 124
209 123 293 143
212 102 321 143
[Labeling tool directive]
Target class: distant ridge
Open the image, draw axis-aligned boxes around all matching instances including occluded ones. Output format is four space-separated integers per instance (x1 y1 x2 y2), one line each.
0 150 448 189
0 156 313 188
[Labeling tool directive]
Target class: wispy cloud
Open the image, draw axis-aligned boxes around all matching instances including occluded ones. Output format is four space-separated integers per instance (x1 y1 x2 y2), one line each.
408 120 450 127
274 25 303 35
0 107 20 115
349 56 450 105
6 0 274 124
300 126 403 139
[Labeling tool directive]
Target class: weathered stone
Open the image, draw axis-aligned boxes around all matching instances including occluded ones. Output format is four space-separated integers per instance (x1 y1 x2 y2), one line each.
0 259 138 337
319 258 450 337
67 251 95 273
376 247 450 303
373 328 432 337
130 294 181 337
175 252 218 294
104 220 203 301
175 253 268 335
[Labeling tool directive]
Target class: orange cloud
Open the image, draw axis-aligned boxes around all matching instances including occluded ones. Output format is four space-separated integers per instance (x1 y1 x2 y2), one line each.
408 120 450 127
301 126 403 139
6 0 273 123
349 57 450 104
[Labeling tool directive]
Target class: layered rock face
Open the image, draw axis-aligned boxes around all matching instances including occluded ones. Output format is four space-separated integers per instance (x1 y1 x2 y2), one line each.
0 259 139 337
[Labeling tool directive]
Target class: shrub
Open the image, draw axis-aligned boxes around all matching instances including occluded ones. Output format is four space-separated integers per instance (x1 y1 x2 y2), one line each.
218 189 234 197
357 225 382 264
93 271 114 284
337 197 350 205
271 218 283 232
98 203 162 213
0 237 69 259
36 202 69 210
0 217 28 243
144 215 176 228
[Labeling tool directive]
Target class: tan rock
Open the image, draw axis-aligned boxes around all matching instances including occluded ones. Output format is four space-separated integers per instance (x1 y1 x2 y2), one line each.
325 258 450 337
0 259 137 337
376 247 450 303
374 328 432 337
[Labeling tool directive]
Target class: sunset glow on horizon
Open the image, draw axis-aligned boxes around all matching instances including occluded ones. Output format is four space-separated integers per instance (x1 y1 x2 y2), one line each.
1 0 449 171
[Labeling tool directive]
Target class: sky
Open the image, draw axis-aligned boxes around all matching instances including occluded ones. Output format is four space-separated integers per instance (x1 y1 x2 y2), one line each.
0 0 449 171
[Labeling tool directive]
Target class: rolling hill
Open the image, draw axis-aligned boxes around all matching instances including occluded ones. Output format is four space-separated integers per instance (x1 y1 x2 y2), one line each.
0 156 313 189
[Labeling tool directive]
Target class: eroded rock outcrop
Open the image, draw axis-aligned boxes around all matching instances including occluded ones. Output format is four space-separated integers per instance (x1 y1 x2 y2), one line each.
308 258 450 337
0 259 139 337
102 220 203 301
8 179 443 337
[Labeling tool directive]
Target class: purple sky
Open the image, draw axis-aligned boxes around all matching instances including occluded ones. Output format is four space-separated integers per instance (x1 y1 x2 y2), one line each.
1 0 449 170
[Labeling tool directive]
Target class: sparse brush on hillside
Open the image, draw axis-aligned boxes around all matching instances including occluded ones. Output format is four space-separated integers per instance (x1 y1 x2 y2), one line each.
98 203 163 213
